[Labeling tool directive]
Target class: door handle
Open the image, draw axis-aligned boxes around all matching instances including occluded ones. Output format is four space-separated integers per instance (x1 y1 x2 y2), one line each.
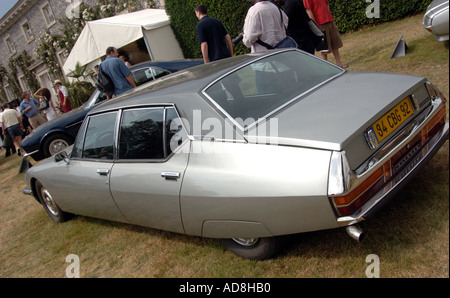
161 172 180 180
97 169 110 176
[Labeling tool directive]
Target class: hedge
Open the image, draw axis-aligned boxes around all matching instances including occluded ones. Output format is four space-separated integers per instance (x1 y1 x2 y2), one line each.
165 0 434 59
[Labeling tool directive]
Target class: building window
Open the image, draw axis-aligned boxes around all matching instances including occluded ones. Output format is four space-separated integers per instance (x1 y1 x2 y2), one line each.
21 21 34 42
19 76 31 94
4 85 15 101
4 36 16 55
41 2 56 27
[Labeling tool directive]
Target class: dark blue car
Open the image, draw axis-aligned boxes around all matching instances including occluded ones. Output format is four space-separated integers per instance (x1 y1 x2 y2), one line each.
21 60 203 161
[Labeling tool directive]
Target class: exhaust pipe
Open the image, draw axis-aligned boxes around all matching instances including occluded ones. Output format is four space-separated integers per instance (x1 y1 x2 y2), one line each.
346 225 365 242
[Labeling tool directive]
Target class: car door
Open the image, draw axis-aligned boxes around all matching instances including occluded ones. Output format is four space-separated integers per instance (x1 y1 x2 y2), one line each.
109 106 189 234
58 111 127 223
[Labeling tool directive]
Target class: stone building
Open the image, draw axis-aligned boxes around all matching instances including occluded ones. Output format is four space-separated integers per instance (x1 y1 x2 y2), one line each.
0 0 164 104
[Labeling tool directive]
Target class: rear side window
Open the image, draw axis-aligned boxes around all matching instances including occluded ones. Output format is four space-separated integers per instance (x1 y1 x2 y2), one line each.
119 107 185 160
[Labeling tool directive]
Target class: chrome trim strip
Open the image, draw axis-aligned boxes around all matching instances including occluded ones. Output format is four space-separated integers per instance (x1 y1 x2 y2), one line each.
23 150 39 158
65 120 83 129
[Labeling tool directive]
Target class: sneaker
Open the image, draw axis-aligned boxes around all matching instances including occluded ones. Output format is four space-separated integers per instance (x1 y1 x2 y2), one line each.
17 149 21 156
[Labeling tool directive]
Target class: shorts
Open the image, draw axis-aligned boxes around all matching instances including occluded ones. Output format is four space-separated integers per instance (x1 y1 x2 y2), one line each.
5 124 23 139
318 21 343 52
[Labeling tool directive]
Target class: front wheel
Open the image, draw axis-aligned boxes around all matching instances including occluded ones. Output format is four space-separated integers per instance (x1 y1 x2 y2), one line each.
35 180 71 223
221 237 283 260
43 134 73 158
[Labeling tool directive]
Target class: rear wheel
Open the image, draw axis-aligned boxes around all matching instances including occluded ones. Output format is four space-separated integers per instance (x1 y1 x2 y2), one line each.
221 237 282 260
35 180 71 223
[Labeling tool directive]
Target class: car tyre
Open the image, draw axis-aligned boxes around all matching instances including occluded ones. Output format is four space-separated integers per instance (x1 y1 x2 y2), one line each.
35 180 71 223
43 134 73 158
221 237 282 260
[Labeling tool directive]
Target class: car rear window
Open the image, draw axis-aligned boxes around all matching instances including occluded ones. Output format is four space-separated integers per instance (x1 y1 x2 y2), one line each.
204 51 344 130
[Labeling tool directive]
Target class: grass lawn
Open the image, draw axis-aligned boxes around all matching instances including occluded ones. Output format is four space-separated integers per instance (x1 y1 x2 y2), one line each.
0 14 448 278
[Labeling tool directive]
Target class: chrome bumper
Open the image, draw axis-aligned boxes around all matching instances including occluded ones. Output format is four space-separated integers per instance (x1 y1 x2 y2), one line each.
337 121 449 226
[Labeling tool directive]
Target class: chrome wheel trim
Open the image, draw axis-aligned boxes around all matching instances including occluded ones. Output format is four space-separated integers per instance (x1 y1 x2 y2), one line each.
41 188 59 216
49 139 70 155
232 238 259 247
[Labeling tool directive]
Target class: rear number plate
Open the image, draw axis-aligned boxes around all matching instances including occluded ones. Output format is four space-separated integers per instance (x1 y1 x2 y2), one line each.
370 97 414 143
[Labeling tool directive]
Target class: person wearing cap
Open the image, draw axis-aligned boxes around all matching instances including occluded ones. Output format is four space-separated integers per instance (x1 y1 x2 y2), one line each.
54 80 72 113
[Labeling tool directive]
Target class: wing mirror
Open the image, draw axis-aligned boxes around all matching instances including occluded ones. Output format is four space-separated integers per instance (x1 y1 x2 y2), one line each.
54 151 70 164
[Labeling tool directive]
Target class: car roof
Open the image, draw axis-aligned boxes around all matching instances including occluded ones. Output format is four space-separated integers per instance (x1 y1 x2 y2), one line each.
88 51 274 139
90 51 269 114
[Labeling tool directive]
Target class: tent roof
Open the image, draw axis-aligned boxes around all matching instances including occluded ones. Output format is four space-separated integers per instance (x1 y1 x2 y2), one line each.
63 9 170 75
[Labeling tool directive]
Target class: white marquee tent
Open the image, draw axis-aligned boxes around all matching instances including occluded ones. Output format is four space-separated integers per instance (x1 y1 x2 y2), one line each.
63 9 184 76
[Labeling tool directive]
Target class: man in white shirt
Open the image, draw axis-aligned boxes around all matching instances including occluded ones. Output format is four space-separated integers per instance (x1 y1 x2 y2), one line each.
243 0 289 53
1 103 23 156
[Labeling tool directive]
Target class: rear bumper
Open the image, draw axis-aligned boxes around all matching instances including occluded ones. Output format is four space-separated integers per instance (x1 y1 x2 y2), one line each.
337 121 448 226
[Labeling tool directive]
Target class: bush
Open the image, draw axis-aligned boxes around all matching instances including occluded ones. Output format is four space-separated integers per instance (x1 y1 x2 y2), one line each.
330 0 434 33
67 81 96 109
165 0 251 58
165 0 433 59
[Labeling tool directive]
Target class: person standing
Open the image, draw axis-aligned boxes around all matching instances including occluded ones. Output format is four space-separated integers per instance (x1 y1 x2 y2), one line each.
34 87 57 121
54 80 72 113
119 55 132 68
195 4 233 63
243 0 289 53
282 0 315 54
0 103 24 156
100 47 136 98
303 0 348 67
19 92 47 130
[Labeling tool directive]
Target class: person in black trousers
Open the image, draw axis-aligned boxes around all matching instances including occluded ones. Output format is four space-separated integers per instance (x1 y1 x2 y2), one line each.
272 0 316 54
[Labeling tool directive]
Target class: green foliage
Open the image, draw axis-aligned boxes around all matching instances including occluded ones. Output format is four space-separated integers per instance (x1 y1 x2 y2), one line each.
330 0 434 33
165 0 433 59
165 0 251 58
67 81 96 109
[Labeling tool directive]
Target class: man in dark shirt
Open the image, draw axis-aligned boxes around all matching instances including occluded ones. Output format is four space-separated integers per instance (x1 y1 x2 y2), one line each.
195 4 233 63
282 0 315 54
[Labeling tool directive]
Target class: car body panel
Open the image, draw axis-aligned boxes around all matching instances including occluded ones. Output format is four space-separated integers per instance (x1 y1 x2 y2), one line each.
109 144 190 234
180 141 337 237
23 49 449 256
423 0 449 41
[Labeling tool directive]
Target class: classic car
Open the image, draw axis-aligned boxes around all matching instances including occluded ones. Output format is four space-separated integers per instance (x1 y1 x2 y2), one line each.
423 0 449 41
21 59 203 161
23 49 449 260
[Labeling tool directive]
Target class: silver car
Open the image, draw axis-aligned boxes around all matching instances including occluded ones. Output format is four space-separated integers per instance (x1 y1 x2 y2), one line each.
23 49 449 260
423 0 449 41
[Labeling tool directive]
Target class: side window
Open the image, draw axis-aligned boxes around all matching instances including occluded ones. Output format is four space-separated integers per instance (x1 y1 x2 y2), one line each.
132 68 154 86
119 107 185 160
81 112 117 160
71 118 88 159
119 108 164 159
153 68 171 79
